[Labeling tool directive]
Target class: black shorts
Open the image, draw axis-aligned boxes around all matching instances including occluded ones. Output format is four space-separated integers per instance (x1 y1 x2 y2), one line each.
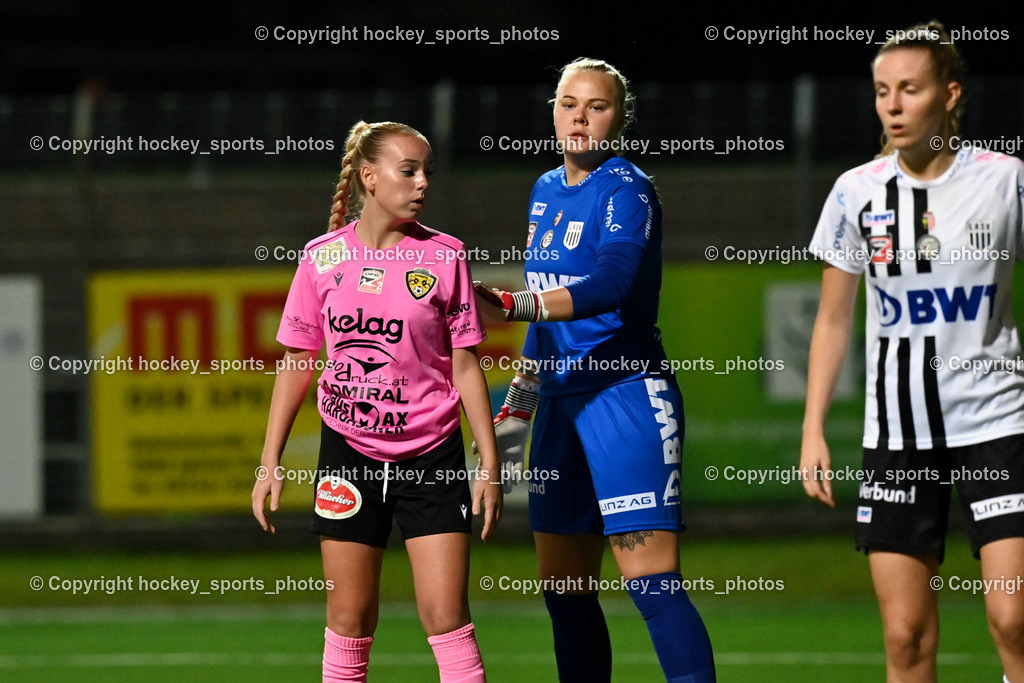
855 433 1024 561
311 422 473 548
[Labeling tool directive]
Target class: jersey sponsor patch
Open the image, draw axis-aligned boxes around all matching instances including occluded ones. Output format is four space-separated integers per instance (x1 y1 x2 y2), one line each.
553 209 563 226
313 236 352 274
604 196 615 228
857 506 872 523
859 481 917 504
970 493 1024 521
564 221 584 250
872 283 997 327
331 339 396 375
869 235 894 265
916 234 940 260
526 272 584 290
921 210 936 232
314 476 362 519
862 210 896 227
285 316 318 337
327 307 404 343
598 491 657 516
358 267 384 294
527 222 537 247
531 202 547 215
646 378 681 505
405 268 437 300
449 319 478 340
540 230 554 249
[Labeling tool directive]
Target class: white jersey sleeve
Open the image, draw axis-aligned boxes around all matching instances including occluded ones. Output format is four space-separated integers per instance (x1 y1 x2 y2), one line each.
809 173 872 276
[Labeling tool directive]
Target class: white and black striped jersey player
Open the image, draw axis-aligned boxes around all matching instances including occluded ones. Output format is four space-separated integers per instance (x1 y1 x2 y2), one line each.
809 146 1024 450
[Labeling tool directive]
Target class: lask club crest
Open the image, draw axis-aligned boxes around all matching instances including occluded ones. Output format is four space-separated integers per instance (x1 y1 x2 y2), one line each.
406 268 437 300
564 221 584 250
968 221 994 250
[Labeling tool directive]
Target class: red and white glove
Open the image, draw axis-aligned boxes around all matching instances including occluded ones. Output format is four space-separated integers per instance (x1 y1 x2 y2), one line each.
474 375 540 493
474 282 549 323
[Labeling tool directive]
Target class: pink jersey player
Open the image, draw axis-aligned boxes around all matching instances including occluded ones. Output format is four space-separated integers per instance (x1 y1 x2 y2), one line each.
253 121 501 683
277 219 485 461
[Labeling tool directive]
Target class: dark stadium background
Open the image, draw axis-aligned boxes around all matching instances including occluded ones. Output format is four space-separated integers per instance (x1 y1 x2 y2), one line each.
3 3 1021 92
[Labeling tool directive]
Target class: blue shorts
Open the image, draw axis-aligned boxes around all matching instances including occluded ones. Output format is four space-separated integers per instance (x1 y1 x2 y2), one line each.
527 376 685 536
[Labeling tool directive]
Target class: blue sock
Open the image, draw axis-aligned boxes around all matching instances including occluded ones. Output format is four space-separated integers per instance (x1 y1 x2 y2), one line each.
542 590 611 682
627 572 716 683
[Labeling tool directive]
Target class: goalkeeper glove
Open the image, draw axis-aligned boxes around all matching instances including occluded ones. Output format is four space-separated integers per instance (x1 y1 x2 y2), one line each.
473 282 549 323
475 375 540 493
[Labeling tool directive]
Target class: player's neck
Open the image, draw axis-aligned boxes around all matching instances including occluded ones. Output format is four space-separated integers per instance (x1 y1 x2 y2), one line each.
896 147 956 181
563 152 614 186
353 210 409 249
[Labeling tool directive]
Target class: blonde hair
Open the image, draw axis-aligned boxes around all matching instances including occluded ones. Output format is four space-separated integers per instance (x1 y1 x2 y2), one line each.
328 121 429 232
873 20 965 157
551 57 635 139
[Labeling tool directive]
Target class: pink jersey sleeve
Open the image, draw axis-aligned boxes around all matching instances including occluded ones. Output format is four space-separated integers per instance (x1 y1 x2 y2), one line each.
446 254 486 349
277 259 324 351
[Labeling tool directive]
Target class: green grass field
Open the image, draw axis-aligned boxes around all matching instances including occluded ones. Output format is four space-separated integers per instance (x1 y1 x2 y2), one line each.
0 535 1006 681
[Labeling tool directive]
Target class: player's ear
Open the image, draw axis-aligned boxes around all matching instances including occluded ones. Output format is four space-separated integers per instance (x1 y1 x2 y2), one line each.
360 163 376 194
944 80 961 113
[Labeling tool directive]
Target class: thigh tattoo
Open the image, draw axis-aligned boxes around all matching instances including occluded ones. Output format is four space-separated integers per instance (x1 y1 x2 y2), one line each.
611 530 654 551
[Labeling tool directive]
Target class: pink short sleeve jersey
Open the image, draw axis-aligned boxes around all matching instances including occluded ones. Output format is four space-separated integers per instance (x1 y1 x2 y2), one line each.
277 221 486 461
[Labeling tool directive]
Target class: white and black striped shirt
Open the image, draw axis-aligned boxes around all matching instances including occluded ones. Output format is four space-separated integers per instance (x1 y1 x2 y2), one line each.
810 148 1024 450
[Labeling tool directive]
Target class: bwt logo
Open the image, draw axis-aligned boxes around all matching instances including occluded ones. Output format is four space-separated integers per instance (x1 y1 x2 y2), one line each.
861 210 895 227
526 272 583 291
873 284 997 327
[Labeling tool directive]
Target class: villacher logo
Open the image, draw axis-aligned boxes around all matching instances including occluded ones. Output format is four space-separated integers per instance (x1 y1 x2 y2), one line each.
314 477 362 519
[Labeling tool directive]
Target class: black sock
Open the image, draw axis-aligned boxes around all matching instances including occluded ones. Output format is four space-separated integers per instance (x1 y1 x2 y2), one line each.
543 590 611 682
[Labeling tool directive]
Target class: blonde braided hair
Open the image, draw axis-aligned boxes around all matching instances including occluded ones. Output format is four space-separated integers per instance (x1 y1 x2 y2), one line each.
327 121 429 232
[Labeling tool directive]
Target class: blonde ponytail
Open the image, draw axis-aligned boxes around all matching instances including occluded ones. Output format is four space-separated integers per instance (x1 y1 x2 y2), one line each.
326 120 428 232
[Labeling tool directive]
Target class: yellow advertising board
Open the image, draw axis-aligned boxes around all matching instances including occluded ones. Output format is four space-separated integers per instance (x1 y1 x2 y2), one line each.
89 267 525 515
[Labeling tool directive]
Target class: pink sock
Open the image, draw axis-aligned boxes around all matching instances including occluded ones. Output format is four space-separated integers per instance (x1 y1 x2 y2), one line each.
323 627 372 683
427 622 486 682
